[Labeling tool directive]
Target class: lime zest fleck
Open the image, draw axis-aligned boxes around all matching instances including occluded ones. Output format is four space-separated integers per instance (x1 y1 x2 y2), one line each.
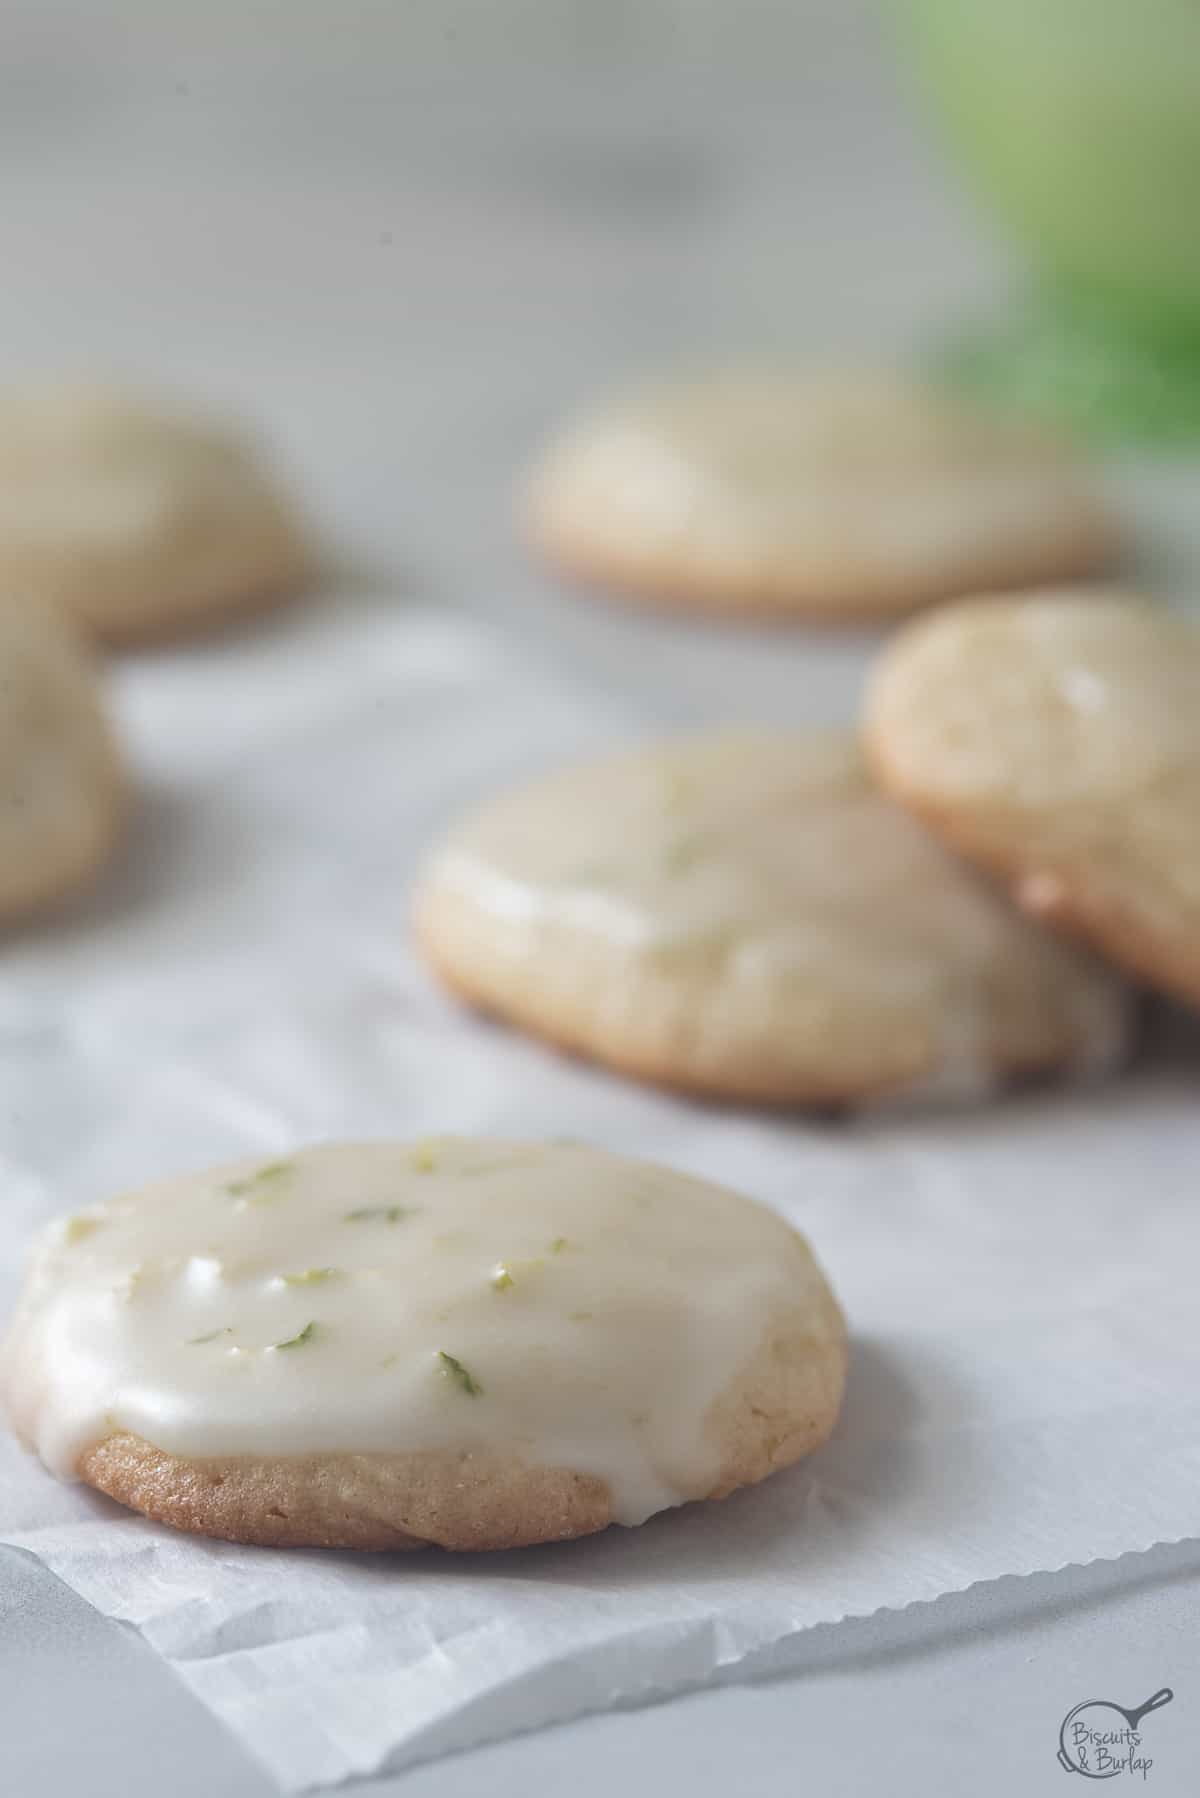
438 1350 482 1396
64 1215 102 1245
226 1161 293 1202
569 1310 594 1322
188 1327 234 1345
345 1204 411 1224
491 1264 515 1291
410 1140 439 1173
497 1254 545 1283
274 1320 318 1351
380 1351 399 1369
281 1267 340 1287
550 1237 570 1254
118 1263 149 1302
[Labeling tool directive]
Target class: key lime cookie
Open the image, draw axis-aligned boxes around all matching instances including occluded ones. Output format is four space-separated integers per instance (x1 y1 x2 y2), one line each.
866 590 1200 1009
0 380 312 644
414 732 1130 1105
522 367 1116 622
0 1140 847 1550
0 596 124 921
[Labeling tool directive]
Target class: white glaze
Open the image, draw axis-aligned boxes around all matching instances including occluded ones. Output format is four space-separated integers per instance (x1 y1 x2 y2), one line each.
0 1139 825 1526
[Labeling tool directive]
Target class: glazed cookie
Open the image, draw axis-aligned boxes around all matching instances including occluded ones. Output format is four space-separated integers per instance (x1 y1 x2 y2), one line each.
0 596 124 921
522 367 1116 621
866 590 1200 1009
414 732 1130 1105
0 380 312 643
0 1139 847 1550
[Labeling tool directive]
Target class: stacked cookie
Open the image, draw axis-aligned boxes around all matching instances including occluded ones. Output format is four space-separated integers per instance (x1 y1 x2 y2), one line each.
417 585 1200 1106
0 380 313 922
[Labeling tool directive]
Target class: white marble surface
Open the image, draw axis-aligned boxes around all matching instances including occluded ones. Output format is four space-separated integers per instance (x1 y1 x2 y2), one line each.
1 6 1198 1793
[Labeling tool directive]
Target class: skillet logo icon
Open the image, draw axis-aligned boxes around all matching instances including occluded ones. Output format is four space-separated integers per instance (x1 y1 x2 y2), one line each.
1058 1688 1173 1780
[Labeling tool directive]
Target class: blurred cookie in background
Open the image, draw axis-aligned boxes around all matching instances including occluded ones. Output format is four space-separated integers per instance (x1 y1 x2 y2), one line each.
413 730 1131 1107
0 597 124 922
866 589 1200 1010
522 367 1117 624
0 380 313 645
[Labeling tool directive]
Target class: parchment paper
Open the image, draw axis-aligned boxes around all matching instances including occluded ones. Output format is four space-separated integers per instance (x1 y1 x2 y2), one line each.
1 590 1198 1791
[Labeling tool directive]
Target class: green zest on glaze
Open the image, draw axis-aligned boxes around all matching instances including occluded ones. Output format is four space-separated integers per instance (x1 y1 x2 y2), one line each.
550 1237 570 1254
64 1216 102 1245
344 1205 411 1225
274 1320 318 1351
491 1263 515 1291
410 1141 438 1173
120 1264 149 1302
226 1161 292 1201
281 1267 340 1286
187 1327 234 1345
438 1350 482 1396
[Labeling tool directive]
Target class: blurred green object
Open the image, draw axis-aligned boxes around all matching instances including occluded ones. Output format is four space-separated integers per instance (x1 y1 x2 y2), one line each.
896 0 1200 442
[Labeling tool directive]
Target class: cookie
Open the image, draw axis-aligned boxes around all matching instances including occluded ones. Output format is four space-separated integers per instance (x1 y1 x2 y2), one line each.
0 1139 846 1550
414 731 1130 1105
0 380 312 644
865 590 1200 1009
0 596 124 922
522 367 1116 622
